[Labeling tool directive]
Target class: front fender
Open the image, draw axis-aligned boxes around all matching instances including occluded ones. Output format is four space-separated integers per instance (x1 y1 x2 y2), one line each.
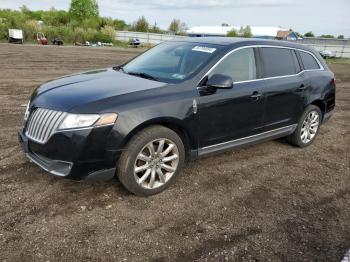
105 95 198 152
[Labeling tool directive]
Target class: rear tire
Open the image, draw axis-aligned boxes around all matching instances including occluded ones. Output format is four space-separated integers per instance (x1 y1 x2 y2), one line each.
287 105 322 147
117 125 185 196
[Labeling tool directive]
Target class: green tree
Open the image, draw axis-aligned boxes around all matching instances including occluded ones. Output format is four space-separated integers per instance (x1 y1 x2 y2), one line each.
337 35 345 39
238 26 252 38
131 16 149 32
242 25 252 38
320 34 334 38
42 8 70 25
113 19 127 30
80 17 101 29
69 0 99 21
23 20 42 40
168 19 186 35
304 31 314 37
149 22 162 34
227 28 237 37
99 25 115 42
99 17 126 30
0 5 130 45
295 32 303 38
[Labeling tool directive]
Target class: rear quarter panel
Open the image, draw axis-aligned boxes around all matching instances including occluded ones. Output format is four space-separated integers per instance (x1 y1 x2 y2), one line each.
303 69 335 112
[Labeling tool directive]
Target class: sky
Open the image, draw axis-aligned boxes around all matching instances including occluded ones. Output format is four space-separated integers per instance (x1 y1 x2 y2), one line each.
0 0 349 37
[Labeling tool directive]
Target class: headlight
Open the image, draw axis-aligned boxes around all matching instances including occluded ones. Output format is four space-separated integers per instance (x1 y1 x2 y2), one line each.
24 102 30 121
58 113 117 130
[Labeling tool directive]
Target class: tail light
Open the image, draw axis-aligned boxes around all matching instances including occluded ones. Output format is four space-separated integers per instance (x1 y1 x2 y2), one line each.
332 78 336 89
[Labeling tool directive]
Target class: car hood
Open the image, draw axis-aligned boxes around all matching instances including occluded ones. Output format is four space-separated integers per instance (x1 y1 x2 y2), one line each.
30 68 166 112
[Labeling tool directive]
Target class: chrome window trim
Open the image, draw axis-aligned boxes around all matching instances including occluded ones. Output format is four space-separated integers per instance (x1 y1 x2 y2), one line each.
198 45 324 86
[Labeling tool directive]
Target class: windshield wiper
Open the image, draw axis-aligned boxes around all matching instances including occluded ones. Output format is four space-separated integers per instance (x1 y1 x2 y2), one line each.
127 71 159 81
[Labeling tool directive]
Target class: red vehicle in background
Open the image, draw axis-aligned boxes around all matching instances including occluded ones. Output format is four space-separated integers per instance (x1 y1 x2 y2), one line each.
36 32 48 45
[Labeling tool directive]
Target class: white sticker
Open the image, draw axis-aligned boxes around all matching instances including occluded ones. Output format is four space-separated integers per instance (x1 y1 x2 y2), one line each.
192 46 216 53
172 74 186 79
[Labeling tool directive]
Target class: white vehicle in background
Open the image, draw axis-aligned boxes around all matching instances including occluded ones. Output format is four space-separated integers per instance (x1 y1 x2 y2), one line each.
8 29 24 44
129 38 141 47
319 49 335 58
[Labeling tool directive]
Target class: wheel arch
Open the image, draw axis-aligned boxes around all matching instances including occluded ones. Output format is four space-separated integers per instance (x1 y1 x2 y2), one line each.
122 117 196 159
310 99 326 119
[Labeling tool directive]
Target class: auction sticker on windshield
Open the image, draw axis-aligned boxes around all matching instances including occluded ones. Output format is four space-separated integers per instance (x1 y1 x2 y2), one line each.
171 74 186 79
192 46 217 53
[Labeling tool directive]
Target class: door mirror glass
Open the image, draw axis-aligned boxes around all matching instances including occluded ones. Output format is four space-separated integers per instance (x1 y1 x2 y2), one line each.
206 74 233 89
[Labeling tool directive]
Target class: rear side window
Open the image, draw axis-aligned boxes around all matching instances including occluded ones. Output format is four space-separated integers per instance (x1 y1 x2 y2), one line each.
260 47 300 77
299 51 320 70
209 47 257 82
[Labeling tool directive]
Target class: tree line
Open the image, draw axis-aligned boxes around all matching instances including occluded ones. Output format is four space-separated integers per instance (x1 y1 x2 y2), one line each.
227 26 253 38
303 31 344 39
0 0 345 44
0 0 187 44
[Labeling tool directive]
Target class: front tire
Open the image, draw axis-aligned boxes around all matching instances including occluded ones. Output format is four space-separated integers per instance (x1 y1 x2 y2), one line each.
287 105 322 147
117 125 185 196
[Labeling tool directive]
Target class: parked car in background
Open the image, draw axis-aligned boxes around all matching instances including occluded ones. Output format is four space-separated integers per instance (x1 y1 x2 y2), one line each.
18 38 335 196
8 29 23 44
52 37 64 46
129 38 141 47
320 49 335 58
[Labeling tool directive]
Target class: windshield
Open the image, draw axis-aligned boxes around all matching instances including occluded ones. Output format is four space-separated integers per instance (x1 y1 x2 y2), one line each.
123 42 222 83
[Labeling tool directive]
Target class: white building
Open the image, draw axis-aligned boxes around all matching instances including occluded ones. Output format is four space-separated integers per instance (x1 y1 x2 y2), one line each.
186 25 292 39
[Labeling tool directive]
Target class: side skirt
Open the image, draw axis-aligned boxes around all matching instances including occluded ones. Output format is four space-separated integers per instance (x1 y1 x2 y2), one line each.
197 124 297 158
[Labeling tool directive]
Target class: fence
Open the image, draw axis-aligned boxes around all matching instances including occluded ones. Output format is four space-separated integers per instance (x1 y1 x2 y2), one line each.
116 31 184 45
116 31 350 58
295 37 350 58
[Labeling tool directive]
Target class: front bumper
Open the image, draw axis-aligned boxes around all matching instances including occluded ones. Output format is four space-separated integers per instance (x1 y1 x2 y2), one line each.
18 125 121 181
26 151 73 177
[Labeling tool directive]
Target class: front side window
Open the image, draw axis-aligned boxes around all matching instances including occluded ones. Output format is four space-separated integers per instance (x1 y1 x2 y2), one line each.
260 47 300 77
209 48 257 82
299 51 321 70
123 42 222 83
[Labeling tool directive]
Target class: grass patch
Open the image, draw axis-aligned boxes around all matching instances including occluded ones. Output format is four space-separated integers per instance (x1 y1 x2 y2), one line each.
325 57 350 64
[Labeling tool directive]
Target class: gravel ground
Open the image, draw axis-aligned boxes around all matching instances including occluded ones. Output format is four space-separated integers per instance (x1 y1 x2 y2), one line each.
0 43 349 262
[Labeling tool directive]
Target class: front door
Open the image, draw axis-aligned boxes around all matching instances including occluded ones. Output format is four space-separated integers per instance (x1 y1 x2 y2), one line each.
197 47 265 150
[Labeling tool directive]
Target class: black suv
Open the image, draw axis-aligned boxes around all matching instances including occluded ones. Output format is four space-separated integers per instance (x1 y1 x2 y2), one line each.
18 38 335 196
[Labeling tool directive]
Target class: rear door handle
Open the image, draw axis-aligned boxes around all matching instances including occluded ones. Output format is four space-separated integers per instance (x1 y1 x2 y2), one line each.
250 91 263 101
296 84 307 92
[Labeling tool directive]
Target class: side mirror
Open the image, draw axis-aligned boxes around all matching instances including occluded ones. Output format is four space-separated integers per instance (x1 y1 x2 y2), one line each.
206 74 233 90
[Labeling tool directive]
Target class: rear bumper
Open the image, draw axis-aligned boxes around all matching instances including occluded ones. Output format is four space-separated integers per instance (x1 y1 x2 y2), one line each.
18 126 121 181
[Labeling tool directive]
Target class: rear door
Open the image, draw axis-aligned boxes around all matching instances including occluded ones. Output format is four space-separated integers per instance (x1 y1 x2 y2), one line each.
259 47 305 130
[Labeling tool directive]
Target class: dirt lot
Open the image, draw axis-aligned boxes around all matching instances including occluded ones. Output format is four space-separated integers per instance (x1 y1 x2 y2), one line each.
0 43 349 262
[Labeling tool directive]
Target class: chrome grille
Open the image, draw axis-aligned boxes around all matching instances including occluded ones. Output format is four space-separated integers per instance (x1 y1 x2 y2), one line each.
25 108 67 144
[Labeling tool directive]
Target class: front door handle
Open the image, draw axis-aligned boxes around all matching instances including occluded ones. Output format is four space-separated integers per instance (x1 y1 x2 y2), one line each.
250 91 263 101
